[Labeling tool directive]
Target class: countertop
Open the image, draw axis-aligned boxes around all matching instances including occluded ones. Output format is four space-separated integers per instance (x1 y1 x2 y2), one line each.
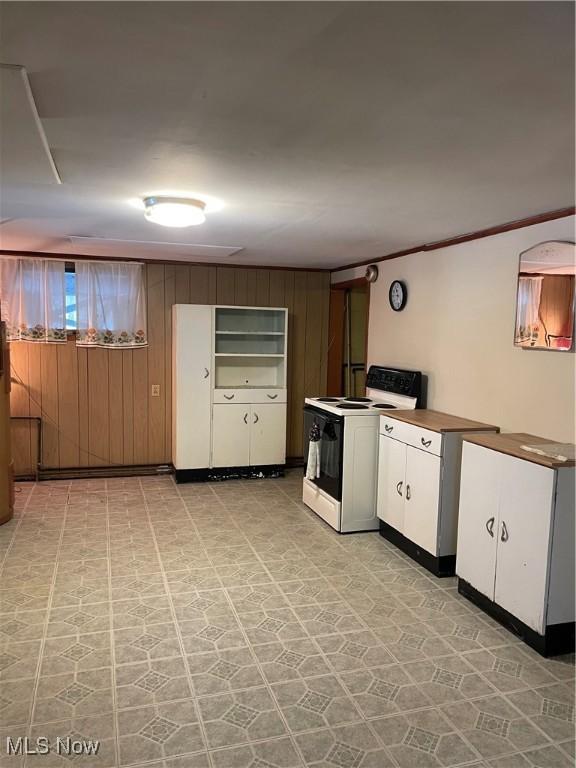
463 432 576 469
382 408 499 434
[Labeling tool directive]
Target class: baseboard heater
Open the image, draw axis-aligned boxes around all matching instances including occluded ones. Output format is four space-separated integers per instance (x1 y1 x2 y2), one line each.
34 464 173 481
23 459 303 482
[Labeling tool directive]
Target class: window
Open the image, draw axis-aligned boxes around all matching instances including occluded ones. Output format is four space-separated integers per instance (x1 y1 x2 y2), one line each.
65 266 77 331
0 257 147 347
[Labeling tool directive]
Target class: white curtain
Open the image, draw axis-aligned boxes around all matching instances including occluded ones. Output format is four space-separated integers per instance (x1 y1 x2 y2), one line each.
515 275 543 344
75 261 147 348
0 257 66 342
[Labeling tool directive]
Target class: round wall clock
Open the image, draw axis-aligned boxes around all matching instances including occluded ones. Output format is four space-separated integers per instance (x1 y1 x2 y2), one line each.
389 280 407 311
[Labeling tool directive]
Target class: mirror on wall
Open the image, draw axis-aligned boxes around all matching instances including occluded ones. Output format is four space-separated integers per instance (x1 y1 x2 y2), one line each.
514 241 575 351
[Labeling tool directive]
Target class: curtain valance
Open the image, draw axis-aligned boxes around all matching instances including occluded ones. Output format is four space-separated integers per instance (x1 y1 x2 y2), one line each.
76 261 147 348
0 258 66 342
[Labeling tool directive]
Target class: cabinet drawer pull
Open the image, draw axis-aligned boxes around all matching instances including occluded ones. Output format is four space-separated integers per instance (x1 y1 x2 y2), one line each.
485 517 495 537
204 368 210 379
243 412 248 424
253 413 259 424
396 481 403 497
500 521 509 542
384 424 394 433
224 394 235 400
421 438 432 448
406 484 411 501
267 394 278 399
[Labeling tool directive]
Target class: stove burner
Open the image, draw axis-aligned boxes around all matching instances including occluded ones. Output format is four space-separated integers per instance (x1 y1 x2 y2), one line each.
339 402 369 409
343 397 372 403
316 397 340 402
373 403 397 409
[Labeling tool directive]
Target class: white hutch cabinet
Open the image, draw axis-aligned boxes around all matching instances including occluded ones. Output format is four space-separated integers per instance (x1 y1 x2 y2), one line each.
376 410 498 576
456 432 575 656
172 304 288 481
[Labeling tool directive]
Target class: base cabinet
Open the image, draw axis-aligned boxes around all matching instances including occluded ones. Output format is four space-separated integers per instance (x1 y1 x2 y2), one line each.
402 447 441 556
212 403 286 468
456 439 575 656
212 404 250 467
249 403 287 466
378 436 442 555
377 434 406 533
377 414 498 576
456 443 499 600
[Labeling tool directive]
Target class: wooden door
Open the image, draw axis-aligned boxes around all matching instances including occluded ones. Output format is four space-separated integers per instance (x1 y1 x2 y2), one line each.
326 289 345 396
249 403 286 466
456 442 499 600
494 454 555 633
403 446 441 555
211 404 250 467
376 435 406 533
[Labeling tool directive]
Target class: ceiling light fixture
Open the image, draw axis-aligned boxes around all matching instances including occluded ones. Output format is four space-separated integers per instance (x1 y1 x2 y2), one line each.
143 196 206 227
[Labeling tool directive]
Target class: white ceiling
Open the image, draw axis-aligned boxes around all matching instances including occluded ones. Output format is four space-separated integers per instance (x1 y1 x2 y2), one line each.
0 2 574 268
520 241 576 275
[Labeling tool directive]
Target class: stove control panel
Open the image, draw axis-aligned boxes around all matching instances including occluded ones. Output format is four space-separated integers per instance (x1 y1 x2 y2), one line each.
366 366 422 402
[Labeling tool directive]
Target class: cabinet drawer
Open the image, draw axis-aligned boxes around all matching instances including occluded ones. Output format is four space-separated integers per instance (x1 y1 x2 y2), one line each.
380 418 442 456
213 388 287 404
303 478 341 531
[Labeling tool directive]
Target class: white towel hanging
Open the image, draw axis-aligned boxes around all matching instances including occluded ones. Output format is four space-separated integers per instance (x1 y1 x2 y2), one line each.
306 440 321 480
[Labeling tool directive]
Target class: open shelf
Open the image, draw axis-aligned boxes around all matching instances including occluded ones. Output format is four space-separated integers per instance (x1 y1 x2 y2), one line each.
214 356 285 389
215 307 286 334
213 306 287 388
214 384 285 390
214 353 284 358
216 331 284 336
214 312 286 354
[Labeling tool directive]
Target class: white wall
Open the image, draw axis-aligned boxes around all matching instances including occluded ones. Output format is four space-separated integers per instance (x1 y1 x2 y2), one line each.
365 216 576 443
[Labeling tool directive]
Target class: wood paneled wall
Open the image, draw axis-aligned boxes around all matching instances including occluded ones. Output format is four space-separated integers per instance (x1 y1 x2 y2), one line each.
9 264 330 473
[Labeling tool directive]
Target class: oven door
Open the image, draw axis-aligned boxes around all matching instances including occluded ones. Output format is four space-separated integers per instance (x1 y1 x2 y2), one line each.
303 405 344 501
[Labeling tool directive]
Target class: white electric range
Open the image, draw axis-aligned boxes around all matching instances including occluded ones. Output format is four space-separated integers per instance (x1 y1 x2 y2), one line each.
303 366 423 532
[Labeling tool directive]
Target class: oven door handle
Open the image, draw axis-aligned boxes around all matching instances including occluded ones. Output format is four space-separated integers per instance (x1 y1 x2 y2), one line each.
304 405 343 425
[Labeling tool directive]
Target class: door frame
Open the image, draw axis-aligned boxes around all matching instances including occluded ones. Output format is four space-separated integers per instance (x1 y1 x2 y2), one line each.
326 277 370 396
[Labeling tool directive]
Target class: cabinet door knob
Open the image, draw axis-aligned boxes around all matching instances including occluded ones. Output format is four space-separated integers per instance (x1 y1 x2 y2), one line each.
485 517 495 537
253 413 259 424
500 521 509 542
384 424 393 433
204 368 209 379
406 484 411 501
267 394 278 399
243 413 248 424
396 481 403 497
224 394 234 400
421 438 432 448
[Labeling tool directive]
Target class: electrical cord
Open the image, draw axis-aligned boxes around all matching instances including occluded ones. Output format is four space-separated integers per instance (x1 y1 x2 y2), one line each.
10 361 127 467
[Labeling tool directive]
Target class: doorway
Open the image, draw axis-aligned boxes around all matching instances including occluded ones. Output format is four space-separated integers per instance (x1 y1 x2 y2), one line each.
327 278 370 397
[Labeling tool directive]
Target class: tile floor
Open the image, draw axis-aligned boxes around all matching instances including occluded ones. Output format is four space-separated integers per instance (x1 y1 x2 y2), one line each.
0 470 573 768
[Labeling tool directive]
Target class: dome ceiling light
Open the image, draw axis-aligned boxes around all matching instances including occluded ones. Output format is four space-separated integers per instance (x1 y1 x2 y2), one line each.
143 196 207 227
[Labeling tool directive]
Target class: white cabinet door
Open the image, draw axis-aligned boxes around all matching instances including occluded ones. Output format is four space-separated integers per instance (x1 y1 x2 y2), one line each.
494 454 555 634
376 436 406 532
211 404 250 467
403 447 441 555
172 304 212 469
249 404 286 465
456 443 499 600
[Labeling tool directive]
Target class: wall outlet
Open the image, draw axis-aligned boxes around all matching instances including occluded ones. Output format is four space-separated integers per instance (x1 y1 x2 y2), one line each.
151 384 160 397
